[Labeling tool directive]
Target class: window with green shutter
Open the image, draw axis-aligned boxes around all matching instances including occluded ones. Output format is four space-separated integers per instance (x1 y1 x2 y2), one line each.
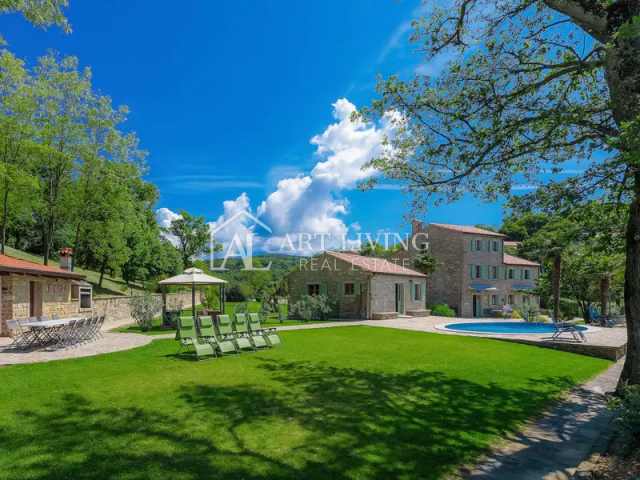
336 282 344 295
420 283 425 300
319 283 327 295
353 282 361 294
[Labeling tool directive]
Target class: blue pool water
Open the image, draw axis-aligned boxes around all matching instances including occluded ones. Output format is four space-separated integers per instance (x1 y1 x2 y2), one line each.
444 322 588 334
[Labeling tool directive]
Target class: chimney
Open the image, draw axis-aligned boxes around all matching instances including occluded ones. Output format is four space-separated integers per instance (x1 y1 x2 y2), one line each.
411 219 424 236
58 247 74 271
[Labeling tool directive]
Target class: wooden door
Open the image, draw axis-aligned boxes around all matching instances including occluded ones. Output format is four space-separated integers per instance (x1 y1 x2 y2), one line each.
395 283 404 314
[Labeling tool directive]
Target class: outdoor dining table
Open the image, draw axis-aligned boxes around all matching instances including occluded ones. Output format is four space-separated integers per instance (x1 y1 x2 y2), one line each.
25 317 85 347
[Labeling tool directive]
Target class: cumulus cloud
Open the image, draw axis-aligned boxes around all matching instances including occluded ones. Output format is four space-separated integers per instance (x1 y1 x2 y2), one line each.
157 98 397 256
156 207 182 246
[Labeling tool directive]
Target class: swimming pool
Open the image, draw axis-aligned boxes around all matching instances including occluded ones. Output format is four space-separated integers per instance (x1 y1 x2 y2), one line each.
441 322 590 335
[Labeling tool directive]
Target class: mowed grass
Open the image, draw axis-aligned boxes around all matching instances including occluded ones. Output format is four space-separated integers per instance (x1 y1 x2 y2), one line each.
0 327 610 480
113 302 333 335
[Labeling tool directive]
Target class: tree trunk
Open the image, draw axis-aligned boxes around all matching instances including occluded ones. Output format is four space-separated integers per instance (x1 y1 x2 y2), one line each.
604 2 640 388
600 276 610 317
552 252 561 321
1 179 8 255
98 257 107 289
71 222 82 272
621 176 640 386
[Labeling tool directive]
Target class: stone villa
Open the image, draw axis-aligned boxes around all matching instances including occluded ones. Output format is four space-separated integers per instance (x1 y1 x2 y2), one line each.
389 222 540 317
0 253 92 336
287 250 428 320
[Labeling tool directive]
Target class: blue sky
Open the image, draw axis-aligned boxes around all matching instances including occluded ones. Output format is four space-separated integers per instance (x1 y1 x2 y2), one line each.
2 0 514 249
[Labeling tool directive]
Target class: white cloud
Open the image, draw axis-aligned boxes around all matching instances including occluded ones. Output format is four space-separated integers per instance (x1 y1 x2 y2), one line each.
377 21 412 63
156 207 182 246
158 98 397 256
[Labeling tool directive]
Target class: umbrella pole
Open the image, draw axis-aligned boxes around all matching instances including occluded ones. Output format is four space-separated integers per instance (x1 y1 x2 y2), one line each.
192 281 196 317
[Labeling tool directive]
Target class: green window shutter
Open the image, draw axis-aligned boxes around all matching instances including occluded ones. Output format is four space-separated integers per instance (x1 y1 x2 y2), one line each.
354 282 361 294
299 284 307 296
410 284 415 301
319 283 327 295
420 283 425 300
481 240 486 251
336 282 344 295
481 266 487 278
499 266 503 279
513 268 519 280
471 239 476 251
471 265 476 279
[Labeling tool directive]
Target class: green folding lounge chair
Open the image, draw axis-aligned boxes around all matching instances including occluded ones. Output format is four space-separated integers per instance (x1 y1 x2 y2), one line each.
176 316 216 361
249 312 283 348
246 313 269 350
198 315 237 356
231 313 256 353
216 314 250 353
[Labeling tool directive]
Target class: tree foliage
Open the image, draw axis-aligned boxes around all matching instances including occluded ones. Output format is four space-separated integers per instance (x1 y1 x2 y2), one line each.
357 0 640 386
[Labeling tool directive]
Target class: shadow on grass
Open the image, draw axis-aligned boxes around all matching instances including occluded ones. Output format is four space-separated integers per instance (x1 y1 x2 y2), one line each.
0 359 579 480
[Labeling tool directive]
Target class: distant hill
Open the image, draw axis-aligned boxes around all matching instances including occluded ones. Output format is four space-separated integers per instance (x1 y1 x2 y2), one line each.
2 246 145 297
208 254 305 281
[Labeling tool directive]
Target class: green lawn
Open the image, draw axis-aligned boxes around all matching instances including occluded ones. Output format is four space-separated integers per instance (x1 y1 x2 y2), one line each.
0 327 610 479
113 302 334 335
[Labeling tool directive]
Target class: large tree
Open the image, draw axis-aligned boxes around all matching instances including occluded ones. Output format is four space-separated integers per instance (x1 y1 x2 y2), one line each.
165 209 210 268
357 1 640 386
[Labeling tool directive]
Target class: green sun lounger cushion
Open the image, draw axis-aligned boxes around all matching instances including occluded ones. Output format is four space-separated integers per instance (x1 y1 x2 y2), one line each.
177 317 215 360
215 315 240 355
247 313 269 349
232 314 256 352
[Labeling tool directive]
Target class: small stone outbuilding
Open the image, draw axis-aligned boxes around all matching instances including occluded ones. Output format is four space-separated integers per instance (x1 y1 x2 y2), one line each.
0 253 91 336
287 251 428 320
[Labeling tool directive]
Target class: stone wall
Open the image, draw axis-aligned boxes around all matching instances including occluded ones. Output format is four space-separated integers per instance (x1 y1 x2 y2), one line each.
287 254 370 318
92 291 202 324
388 224 540 317
0 272 201 336
287 254 427 318
369 274 426 314
388 224 464 314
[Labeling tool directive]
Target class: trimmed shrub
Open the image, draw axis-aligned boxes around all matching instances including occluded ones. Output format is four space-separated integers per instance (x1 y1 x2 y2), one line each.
131 292 162 332
428 303 455 317
290 294 335 322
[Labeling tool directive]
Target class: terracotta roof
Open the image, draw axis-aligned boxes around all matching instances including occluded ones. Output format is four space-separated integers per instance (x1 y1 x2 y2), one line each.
430 223 504 236
503 253 540 267
326 251 427 277
504 241 520 247
0 254 85 279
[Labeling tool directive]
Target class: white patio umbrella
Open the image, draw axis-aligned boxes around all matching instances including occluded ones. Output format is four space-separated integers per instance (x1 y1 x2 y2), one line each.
158 267 227 317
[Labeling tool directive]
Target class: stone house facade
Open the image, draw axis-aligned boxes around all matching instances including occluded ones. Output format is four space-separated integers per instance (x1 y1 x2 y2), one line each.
388 222 540 317
287 251 428 320
0 253 91 336
0 252 204 336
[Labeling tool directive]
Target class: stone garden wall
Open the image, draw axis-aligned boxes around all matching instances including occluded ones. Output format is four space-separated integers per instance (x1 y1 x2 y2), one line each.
92 291 202 325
